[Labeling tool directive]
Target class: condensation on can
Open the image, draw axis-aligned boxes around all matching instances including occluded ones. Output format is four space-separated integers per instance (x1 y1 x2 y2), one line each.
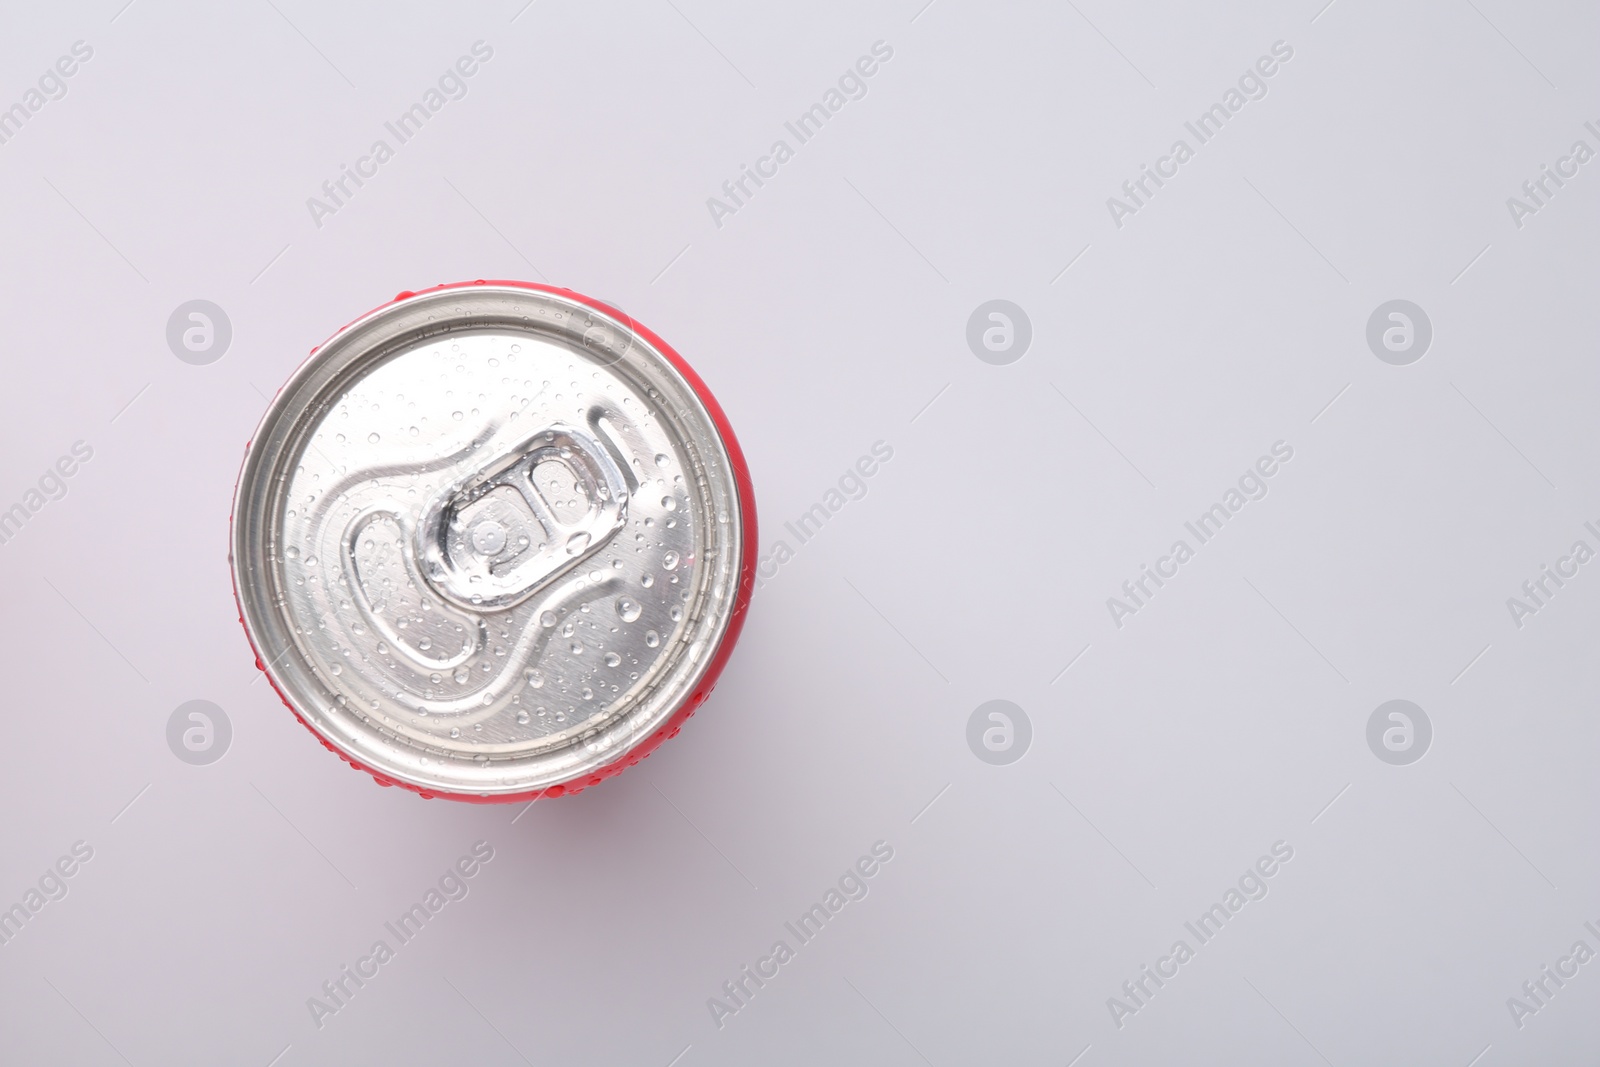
231 282 756 801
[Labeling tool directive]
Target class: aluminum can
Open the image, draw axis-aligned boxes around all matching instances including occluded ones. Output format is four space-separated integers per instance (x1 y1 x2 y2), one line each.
232 282 756 801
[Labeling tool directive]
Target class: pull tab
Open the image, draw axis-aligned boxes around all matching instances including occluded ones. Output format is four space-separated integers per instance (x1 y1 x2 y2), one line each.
415 424 629 611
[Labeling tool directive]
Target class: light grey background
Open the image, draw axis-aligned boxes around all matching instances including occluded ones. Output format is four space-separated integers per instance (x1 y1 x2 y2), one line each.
1 1 1597 1064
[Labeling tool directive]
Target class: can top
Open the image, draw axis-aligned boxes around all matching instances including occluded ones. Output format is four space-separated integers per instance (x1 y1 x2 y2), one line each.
232 285 747 797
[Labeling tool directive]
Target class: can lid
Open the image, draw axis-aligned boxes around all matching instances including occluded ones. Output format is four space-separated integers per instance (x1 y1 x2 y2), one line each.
232 284 753 798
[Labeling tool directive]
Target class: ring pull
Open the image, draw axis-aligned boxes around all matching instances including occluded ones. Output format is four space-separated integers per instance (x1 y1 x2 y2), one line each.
414 424 629 611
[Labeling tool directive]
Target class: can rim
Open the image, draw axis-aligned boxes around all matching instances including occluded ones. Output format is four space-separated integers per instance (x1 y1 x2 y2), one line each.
229 279 758 802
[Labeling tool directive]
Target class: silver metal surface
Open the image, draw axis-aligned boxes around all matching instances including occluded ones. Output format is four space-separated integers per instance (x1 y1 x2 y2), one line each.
232 286 744 796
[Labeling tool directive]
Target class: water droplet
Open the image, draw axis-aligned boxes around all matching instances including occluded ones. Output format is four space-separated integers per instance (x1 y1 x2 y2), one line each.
582 687 594 700
430 672 442 683
454 667 470 684
570 641 584 654
662 551 680 570
655 453 670 467
330 663 342 675
604 651 621 667
645 630 660 648
368 432 380 444
526 669 544 688
670 606 683 622
566 531 591 554
641 574 654 588
516 709 530 724
616 597 642 622
285 546 300 560
482 693 494 705
304 555 318 567
452 410 464 421
540 611 558 628
450 727 461 738
409 425 420 437
662 496 677 511
417 636 432 650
